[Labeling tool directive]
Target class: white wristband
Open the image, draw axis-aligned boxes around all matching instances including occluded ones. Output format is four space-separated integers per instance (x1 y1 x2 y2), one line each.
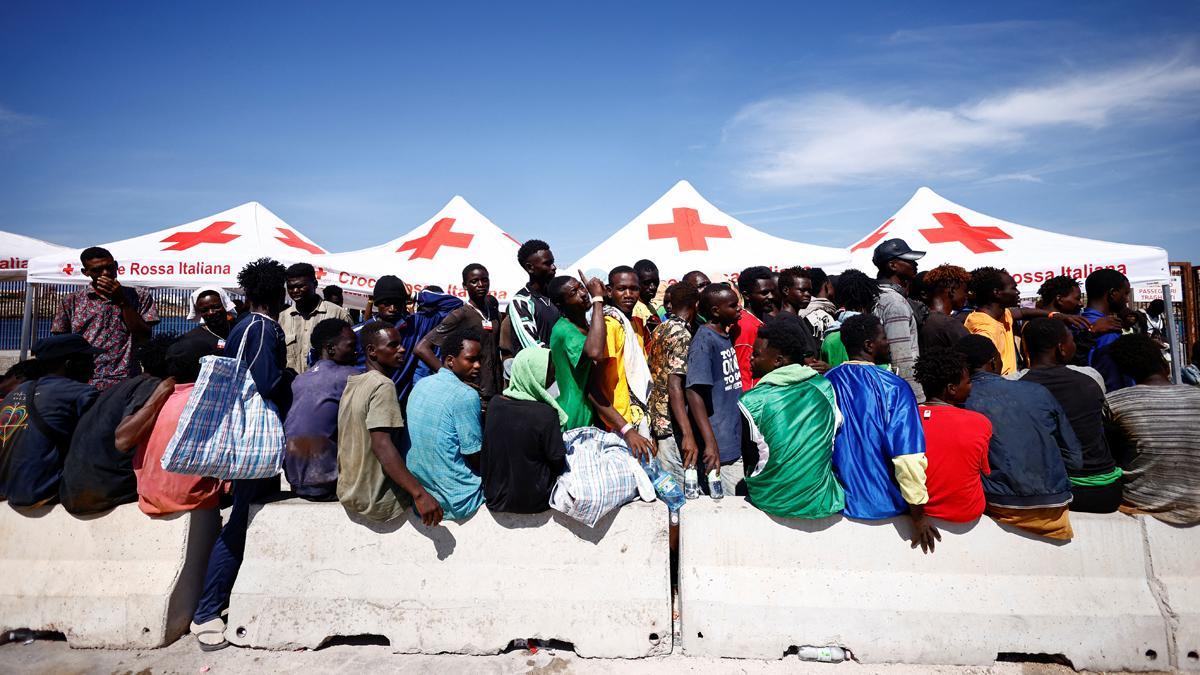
620 422 634 436
591 296 606 305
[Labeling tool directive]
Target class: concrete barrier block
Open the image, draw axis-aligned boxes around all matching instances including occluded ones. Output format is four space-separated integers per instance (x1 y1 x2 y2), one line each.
1142 516 1200 670
680 498 1168 671
0 504 220 648
226 500 671 658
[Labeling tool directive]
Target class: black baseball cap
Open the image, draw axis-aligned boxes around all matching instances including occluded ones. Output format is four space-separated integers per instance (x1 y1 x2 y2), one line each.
33 334 103 361
872 238 926 267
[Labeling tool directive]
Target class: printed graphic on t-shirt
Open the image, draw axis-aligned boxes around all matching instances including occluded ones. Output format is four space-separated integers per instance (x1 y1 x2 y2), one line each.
719 346 741 391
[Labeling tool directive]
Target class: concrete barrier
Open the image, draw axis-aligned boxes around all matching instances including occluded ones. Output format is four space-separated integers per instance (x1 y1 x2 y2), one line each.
1142 516 1200 671
0 504 220 648
225 500 671 657
680 498 1169 670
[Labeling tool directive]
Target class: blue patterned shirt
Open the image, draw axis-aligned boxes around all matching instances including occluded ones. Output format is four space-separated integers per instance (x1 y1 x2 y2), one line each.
404 367 484 520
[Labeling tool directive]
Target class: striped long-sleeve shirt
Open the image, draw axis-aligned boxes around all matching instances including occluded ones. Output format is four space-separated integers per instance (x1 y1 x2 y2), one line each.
873 283 924 403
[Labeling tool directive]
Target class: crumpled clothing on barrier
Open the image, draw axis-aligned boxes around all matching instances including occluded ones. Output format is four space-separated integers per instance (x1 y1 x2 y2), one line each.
549 426 655 527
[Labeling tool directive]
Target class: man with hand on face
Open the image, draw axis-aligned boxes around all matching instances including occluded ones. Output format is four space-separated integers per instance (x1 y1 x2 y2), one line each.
825 314 940 553
686 283 746 496
406 328 486 521
184 287 236 353
547 273 656 460
739 317 844 519
337 321 443 526
415 264 503 406
633 259 663 331
51 246 158 390
505 239 561 357
280 263 350 374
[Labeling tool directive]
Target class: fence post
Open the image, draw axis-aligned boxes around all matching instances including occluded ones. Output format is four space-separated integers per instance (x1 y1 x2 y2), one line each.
18 282 35 360
1163 282 1182 384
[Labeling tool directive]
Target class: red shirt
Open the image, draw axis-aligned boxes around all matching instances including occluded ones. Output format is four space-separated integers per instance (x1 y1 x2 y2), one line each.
919 405 992 522
731 311 762 391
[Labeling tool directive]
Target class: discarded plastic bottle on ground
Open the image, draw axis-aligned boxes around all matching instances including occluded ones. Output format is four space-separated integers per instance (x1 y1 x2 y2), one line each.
707 469 724 500
683 468 701 499
796 646 847 662
640 456 686 513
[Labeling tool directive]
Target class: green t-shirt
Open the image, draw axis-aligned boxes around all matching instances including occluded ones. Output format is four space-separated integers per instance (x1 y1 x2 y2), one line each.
821 331 849 368
336 370 411 522
550 317 597 430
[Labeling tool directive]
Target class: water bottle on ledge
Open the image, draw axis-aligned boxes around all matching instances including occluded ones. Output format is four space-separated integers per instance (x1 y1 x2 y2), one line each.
683 467 700 499
796 646 847 662
640 456 686 513
707 469 724 500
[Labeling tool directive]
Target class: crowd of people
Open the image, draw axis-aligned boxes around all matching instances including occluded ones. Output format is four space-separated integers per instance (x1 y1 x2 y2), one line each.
1 237 1199 651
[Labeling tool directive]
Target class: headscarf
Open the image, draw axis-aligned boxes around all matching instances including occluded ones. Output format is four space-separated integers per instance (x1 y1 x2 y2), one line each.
503 347 568 429
186 286 237 322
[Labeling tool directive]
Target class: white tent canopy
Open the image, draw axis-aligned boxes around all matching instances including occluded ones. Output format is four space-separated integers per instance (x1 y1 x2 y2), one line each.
0 231 72 280
569 180 851 285
846 187 1171 297
318 196 526 307
26 201 328 287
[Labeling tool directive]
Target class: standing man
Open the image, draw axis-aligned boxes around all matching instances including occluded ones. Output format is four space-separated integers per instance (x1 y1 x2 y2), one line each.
51 246 158 390
733 266 778 389
183 287 235 353
598 266 653 431
920 265 971 354
406 329 486 521
956 334 1082 540
799 267 839 342
682 270 711 292
686 283 745 495
1081 269 1133 392
647 283 700 487
965 267 1086 376
871 238 925 401
506 239 560 356
633 259 663 330
1036 276 1083 316
414 264 504 407
280 263 351 374
820 270 880 368
824 314 939 552
777 267 812 316
740 317 844 519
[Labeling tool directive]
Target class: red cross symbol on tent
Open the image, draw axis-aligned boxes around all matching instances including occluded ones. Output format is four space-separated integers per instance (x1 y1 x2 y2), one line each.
647 207 731 252
919 212 1012 254
396 218 474 260
161 221 240 251
850 219 894 252
61 263 75 276
276 228 326 255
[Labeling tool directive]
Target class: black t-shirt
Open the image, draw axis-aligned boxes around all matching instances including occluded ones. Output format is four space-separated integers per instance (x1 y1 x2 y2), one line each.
59 374 161 514
1020 366 1115 477
919 311 969 354
182 325 224 353
481 396 567 513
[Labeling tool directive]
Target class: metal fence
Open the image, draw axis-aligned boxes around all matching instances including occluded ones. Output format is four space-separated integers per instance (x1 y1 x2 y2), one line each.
0 282 227 352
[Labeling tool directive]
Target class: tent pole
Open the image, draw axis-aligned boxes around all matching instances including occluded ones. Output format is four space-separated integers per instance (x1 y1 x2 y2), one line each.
1163 281 1183 385
18 281 35 360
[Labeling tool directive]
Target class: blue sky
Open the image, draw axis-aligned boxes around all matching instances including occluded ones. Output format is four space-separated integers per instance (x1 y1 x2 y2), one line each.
2 1 1198 264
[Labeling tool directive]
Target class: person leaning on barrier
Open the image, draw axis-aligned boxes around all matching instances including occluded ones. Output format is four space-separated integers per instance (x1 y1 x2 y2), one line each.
956 334 1082 541
824 313 939 553
0 360 39 397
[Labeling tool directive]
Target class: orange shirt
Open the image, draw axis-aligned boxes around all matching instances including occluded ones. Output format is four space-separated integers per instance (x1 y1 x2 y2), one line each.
965 309 1017 375
133 383 222 516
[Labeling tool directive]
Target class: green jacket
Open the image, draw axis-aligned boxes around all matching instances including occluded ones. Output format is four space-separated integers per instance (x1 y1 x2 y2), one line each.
739 364 844 519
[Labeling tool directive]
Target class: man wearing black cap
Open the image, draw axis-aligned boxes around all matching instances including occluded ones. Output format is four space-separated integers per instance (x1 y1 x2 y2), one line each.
352 275 413 401
872 238 926 401
0 334 100 510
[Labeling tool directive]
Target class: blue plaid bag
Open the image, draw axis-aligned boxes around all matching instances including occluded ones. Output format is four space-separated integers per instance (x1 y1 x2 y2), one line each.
160 334 284 480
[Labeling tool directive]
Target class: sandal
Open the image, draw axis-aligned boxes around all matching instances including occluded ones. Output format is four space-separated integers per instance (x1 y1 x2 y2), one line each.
191 618 230 652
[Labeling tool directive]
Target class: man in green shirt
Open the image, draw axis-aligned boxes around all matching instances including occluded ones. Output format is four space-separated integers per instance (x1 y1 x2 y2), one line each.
548 274 655 459
740 316 845 519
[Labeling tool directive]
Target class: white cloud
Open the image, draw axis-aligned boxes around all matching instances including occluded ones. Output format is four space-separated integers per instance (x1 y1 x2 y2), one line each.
726 55 1200 188
0 104 41 136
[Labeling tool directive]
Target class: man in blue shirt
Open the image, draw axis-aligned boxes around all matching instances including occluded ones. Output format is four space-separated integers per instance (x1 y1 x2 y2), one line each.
825 313 939 553
956 334 1083 540
1080 269 1133 392
686 283 745 496
405 328 485 520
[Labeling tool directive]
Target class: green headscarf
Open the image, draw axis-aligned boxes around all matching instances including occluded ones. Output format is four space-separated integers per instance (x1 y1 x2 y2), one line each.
503 347 569 429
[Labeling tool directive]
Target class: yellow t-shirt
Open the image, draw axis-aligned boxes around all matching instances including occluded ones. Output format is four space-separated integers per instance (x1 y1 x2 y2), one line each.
599 316 645 427
964 309 1017 375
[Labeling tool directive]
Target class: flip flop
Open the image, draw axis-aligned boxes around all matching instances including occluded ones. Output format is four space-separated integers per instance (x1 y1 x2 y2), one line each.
191 618 229 652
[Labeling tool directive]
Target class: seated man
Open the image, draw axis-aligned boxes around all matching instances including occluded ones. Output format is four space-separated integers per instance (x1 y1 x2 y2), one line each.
337 321 442 525
1 334 100 510
482 347 568 513
60 334 177 515
1106 334 1200 525
825 314 938 552
740 316 844 519
406 329 486 521
132 338 225 516
1017 319 1120 513
284 318 361 501
956 334 1082 539
914 347 992 523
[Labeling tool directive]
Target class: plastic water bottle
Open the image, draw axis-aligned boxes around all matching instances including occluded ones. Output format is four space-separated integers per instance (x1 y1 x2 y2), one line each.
683 468 701 500
796 646 847 662
707 469 724 500
640 457 686 513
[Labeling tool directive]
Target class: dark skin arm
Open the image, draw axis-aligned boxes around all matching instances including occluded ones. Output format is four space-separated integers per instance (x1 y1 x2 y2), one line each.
667 373 699 468
413 332 443 374
686 386 722 472
369 429 443 526
580 274 608 362
113 377 176 451
909 503 941 554
1010 306 1089 331
94 277 153 343
586 374 656 461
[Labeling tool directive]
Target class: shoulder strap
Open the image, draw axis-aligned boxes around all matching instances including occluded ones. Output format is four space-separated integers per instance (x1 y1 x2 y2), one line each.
26 382 70 449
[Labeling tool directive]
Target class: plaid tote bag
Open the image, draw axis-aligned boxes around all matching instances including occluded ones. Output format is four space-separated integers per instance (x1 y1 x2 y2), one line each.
160 329 284 480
